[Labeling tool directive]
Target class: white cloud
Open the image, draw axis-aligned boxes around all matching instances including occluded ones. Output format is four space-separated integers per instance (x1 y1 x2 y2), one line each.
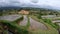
0 0 60 9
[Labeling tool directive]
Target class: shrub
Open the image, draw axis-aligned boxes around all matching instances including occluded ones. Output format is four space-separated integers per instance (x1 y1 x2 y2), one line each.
0 20 29 34
42 19 59 29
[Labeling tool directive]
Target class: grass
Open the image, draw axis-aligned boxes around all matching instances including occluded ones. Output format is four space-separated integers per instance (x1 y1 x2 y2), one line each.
0 15 30 34
26 15 30 28
0 20 29 34
30 15 58 34
3 30 8 34
0 15 59 34
42 18 59 29
13 16 23 23
0 15 31 34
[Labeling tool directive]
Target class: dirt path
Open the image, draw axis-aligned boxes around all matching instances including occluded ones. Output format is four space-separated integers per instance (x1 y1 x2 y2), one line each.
29 17 47 30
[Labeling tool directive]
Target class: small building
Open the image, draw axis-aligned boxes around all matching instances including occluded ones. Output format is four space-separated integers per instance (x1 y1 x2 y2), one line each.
18 10 29 15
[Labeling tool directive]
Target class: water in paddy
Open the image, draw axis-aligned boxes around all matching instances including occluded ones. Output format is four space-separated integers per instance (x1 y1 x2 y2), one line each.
0 14 22 21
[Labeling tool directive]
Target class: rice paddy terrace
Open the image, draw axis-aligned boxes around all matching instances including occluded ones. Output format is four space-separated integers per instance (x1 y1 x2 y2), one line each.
0 14 59 34
0 14 22 21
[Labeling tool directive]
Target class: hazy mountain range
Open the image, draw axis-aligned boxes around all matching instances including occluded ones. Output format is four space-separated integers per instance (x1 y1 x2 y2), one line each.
0 0 60 10
0 4 60 11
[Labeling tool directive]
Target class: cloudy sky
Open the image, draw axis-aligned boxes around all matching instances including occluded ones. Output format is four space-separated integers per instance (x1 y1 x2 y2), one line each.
0 0 60 9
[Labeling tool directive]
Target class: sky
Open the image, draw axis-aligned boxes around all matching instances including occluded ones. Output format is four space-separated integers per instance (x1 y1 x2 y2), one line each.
0 0 60 9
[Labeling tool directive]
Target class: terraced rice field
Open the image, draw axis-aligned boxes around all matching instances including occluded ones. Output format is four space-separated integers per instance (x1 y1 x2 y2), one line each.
19 15 47 30
19 15 28 26
0 14 22 21
29 17 47 30
0 15 59 34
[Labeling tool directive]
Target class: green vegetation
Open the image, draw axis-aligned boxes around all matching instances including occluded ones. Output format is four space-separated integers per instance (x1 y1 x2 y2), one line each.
0 7 60 34
13 16 23 23
3 30 8 34
0 15 29 34
0 20 29 34
42 19 59 29
26 16 30 28
30 15 58 34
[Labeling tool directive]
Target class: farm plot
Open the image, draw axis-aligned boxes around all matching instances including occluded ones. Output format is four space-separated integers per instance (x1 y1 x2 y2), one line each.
0 14 22 21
